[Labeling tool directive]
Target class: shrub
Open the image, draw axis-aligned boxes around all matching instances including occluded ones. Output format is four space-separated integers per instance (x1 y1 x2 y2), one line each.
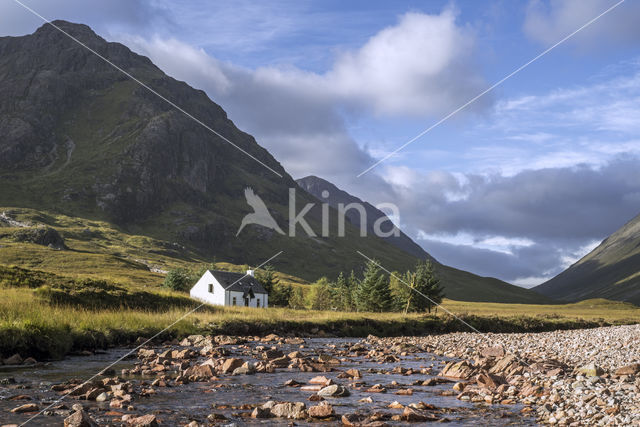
162 268 191 291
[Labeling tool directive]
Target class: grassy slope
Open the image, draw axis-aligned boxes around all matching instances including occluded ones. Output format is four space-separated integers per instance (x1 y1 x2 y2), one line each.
0 207 552 303
535 213 640 304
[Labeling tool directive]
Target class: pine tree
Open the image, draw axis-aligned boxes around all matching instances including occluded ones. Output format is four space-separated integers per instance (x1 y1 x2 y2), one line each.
355 260 392 312
329 272 354 311
403 260 444 313
256 264 278 295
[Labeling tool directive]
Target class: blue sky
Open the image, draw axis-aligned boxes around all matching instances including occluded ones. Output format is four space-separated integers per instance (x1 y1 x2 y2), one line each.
3 0 640 286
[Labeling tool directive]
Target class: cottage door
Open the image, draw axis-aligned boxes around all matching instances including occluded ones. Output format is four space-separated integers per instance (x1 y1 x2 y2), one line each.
244 297 249 306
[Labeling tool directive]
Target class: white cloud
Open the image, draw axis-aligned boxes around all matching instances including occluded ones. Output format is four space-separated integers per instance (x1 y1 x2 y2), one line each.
327 10 486 116
524 0 640 50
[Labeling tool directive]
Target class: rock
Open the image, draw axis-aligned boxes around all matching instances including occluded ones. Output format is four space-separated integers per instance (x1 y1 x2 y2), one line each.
10 403 38 413
308 402 334 418
221 358 244 374
345 368 362 378
184 363 215 379
4 354 23 365
317 384 350 397
453 382 466 392
402 406 439 422
251 407 271 418
64 409 98 427
263 349 284 360
440 360 475 379
309 375 332 385
481 346 505 358
22 357 37 365
476 373 506 389
577 363 604 377
270 402 307 419
388 401 404 409
232 362 254 375
284 379 303 387
614 363 640 376
341 413 367 426
137 349 156 359
126 414 158 426
95 392 108 402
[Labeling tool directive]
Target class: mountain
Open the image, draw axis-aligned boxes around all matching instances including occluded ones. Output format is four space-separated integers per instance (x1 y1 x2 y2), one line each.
0 21 551 303
0 21 418 281
296 176 434 260
535 213 640 305
297 175 553 303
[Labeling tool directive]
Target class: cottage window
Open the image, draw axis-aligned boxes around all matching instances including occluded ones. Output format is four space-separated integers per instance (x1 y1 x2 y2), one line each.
208 284 214 293
232 297 237 306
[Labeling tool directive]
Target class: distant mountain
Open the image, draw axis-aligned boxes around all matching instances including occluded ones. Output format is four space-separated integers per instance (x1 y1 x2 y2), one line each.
297 175 553 303
535 213 640 305
297 176 434 260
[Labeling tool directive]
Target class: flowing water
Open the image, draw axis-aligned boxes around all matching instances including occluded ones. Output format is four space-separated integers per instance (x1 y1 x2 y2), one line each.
0 338 537 426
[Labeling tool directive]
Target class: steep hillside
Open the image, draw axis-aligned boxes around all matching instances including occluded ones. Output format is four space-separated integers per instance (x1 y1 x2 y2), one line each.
297 175 553 303
0 21 420 281
535 213 640 304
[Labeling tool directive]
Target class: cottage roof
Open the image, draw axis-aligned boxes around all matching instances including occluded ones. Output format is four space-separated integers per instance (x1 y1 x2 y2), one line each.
209 270 268 294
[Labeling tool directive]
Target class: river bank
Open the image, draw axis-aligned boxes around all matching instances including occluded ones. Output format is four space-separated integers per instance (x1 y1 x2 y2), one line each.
2 325 639 425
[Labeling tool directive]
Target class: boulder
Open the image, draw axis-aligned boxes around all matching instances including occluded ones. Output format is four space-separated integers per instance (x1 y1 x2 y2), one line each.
126 414 158 426
251 407 271 418
440 361 475 379
184 364 215 379
402 406 439 422
577 363 604 377
221 358 244 374
4 354 23 365
614 363 640 376
10 403 38 413
476 373 506 389
308 402 334 418
270 402 307 419
317 384 350 397
481 346 505 358
345 368 362 378
64 409 98 427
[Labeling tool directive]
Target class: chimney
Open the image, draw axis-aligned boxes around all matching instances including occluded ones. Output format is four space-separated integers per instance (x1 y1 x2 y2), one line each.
246 269 254 277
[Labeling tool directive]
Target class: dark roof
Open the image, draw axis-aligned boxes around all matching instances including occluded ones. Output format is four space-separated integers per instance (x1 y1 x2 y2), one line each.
209 270 268 294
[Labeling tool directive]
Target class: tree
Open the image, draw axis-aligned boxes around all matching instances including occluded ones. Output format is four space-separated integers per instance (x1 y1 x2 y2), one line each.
399 260 445 313
354 260 392 312
288 286 305 309
388 271 409 312
270 283 293 307
163 268 191 291
328 272 354 311
309 277 333 310
256 265 278 295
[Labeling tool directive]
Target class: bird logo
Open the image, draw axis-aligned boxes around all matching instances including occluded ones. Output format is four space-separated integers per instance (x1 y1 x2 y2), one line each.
236 187 285 236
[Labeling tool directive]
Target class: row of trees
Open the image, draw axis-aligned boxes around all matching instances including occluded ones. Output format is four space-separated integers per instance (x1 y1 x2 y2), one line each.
163 259 444 313
306 260 444 313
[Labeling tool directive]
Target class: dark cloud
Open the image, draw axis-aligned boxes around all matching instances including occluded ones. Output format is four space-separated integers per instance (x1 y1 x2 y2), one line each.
524 0 640 50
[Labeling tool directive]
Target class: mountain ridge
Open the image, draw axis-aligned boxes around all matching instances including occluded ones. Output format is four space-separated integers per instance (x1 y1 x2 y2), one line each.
534 212 640 304
297 175 554 303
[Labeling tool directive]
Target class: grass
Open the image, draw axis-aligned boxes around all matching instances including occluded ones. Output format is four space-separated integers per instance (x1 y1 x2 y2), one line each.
442 298 640 323
1 279 638 360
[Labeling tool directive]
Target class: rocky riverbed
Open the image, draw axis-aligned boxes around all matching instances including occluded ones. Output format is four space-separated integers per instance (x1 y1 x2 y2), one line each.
0 324 638 426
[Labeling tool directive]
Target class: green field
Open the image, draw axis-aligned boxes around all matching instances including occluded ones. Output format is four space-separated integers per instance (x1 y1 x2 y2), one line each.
1 208 639 361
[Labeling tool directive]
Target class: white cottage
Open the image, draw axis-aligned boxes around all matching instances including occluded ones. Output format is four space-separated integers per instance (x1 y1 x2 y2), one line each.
190 270 268 308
